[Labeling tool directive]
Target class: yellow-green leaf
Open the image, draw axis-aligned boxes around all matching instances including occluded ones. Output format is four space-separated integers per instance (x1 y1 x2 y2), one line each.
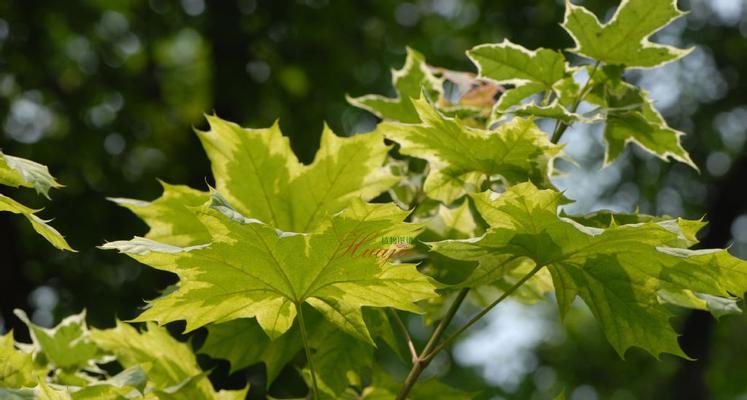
562 0 693 68
90 321 247 399
379 98 562 203
109 182 210 247
14 310 100 371
0 151 62 198
197 116 398 233
348 48 443 123
102 194 436 343
0 194 74 252
431 182 747 358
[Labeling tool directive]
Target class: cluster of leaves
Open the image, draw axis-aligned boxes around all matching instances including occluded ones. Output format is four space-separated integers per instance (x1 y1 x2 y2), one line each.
0 310 247 399
0 151 73 251
3 0 747 399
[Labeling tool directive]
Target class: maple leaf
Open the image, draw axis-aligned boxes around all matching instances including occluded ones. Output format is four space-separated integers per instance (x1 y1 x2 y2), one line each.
66 366 149 399
102 193 436 343
112 115 398 248
348 48 443 123
201 308 400 395
200 318 302 381
14 309 101 371
305 321 374 397
468 40 567 90
431 182 747 357
585 65 696 168
196 115 398 233
468 40 571 120
90 321 248 399
509 101 599 124
378 97 562 203
0 151 62 198
0 151 73 251
562 0 693 68
0 331 46 388
416 200 483 285
109 182 210 247
0 194 74 252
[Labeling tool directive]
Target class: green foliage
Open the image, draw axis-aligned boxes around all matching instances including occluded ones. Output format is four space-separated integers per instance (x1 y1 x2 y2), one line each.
467 39 570 120
200 318 301 380
91 322 247 399
431 183 747 358
14 310 100 371
378 98 562 203
0 151 73 251
108 183 211 247
562 0 693 68
584 65 696 167
195 115 398 233
0 332 43 388
347 47 443 124
3 0 746 398
0 312 246 399
102 194 435 343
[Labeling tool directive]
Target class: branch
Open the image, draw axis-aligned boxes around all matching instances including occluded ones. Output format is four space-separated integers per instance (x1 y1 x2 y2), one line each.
396 288 469 400
389 308 419 364
297 304 319 400
551 60 602 144
423 264 545 362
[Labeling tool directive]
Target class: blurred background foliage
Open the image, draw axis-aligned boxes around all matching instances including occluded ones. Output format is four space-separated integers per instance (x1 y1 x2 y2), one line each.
1 0 746 399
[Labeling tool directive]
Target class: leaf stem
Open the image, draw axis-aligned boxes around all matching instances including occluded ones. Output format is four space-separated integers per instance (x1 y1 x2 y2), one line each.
551 60 602 144
541 89 553 107
396 288 469 400
422 264 545 362
389 308 419 363
297 304 319 400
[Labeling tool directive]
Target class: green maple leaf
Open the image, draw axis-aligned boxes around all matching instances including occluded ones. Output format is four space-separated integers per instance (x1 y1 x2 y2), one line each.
197 115 398 233
416 200 483 286
379 98 562 203
202 309 401 393
563 210 705 248
348 48 443 123
0 151 62 198
90 321 248 399
112 115 397 246
570 212 739 317
586 66 696 168
305 321 373 398
492 81 546 113
109 182 210 247
508 101 599 124
26 381 71 400
468 40 570 120
66 366 148 399
418 200 480 242
102 193 436 343
13 310 101 371
0 151 73 251
416 200 553 307
468 40 567 90
431 182 747 357
0 195 74 251
0 332 46 388
562 0 693 68
200 318 301 382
